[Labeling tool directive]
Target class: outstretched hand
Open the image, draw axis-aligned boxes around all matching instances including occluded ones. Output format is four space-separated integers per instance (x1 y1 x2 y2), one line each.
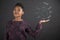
39 19 50 24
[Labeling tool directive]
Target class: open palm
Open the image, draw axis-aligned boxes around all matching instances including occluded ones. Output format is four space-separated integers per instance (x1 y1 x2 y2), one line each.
39 19 50 24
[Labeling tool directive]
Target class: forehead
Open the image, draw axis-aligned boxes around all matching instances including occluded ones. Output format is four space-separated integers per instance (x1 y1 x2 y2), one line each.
14 6 22 9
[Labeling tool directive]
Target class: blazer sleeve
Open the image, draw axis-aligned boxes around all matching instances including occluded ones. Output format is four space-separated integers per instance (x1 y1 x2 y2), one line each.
25 23 42 38
4 22 10 40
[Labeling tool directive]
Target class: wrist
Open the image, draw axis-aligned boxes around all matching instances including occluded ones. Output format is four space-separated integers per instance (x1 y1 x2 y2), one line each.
39 22 42 24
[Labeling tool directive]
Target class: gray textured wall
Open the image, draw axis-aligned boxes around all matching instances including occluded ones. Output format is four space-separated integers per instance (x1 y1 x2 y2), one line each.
0 0 60 40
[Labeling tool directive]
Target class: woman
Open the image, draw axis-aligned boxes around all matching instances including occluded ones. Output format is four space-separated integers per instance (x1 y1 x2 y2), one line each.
4 3 49 40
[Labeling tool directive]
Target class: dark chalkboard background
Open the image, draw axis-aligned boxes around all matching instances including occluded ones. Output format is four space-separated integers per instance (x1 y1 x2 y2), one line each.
0 0 60 40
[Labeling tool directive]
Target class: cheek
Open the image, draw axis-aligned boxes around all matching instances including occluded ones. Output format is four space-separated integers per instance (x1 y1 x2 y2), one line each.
19 11 23 15
13 11 15 15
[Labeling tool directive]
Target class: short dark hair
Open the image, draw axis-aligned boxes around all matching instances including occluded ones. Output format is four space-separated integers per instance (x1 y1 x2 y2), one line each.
14 3 24 11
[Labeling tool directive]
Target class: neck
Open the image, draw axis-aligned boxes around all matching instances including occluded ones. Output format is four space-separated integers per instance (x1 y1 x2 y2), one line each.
13 17 23 21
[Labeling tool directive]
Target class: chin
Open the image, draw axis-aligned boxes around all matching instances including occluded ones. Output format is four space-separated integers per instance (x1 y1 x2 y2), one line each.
14 16 21 18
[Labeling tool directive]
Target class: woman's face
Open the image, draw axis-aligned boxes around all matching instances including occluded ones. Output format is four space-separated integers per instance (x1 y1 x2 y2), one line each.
13 6 24 18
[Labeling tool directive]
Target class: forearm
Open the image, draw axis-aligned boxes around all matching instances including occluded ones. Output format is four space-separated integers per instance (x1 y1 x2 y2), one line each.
32 23 42 36
29 23 42 37
26 23 42 37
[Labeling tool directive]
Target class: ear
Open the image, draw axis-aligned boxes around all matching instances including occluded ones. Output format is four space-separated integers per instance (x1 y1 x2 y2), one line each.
22 11 24 14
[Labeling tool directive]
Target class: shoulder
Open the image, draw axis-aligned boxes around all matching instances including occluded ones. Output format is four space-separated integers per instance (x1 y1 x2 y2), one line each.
7 20 13 25
6 20 12 28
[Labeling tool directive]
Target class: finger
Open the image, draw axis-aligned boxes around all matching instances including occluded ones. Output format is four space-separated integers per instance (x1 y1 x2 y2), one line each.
46 20 50 22
45 20 50 22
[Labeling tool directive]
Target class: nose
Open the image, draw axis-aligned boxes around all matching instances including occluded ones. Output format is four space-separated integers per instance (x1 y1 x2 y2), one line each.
15 11 18 14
